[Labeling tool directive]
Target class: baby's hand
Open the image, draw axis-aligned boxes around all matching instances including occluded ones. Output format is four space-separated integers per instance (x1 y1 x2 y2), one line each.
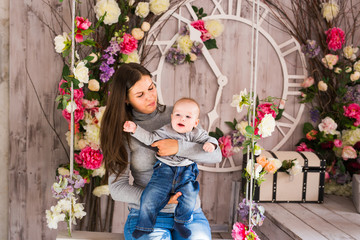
203 142 215 152
123 121 137 133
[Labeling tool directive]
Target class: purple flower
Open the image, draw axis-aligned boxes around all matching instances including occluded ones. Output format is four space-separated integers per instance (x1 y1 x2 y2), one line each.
301 40 320 58
165 47 186 65
191 41 203 56
238 199 266 227
107 55 116 65
310 108 320 123
343 85 360 104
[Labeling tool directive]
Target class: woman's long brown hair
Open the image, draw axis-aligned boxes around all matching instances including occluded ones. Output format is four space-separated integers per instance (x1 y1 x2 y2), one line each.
100 63 151 181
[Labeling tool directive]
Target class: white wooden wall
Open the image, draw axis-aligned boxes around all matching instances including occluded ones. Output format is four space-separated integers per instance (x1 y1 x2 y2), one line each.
8 0 310 239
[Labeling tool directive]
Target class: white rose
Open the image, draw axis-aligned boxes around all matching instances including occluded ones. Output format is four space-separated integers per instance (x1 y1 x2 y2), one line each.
236 121 248 136
65 101 77 113
321 1 339 22
350 71 360 82
354 60 360 72
74 61 89 88
149 0 170 15
343 45 359 61
318 80 328 91
54 32 70 53
135 2 150 18
125 50 140 64
92 164 106 177
93 185 110 197
257 114 276 138
204 20 224 38
94 0 121 25
141 22 151 32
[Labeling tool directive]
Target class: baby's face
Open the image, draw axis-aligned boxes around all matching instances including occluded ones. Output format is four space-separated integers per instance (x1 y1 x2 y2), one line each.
171 101 199 133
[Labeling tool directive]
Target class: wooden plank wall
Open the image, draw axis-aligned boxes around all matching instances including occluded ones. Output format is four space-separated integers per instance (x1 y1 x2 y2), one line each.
8 0 308 239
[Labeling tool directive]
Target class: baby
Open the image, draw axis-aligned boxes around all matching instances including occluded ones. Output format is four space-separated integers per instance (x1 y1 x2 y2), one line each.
123 97 218 238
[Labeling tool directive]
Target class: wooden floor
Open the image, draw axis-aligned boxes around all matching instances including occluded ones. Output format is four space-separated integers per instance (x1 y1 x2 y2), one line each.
255 194 360 240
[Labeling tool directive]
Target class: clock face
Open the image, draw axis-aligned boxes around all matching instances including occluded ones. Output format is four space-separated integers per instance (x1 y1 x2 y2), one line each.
144 0 307 172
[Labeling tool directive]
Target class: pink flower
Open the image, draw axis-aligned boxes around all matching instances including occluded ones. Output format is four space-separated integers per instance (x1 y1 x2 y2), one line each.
82 99 99 109
58 79 84 100
77 146 103 170
76 17 91 30
301 77 315 88
120 33 138 54
341 146 357 160
62 100 85 123
191 20 211 41
75 30 83 43
326 27 345 51
256 103 277 120
232 222 246 240
218 135 233 158
296 142 314 152
334 139 342 147
343 103 360 125
318 117 339 135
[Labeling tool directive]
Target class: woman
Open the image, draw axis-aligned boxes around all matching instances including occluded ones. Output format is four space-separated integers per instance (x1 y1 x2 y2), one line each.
100 63 222 240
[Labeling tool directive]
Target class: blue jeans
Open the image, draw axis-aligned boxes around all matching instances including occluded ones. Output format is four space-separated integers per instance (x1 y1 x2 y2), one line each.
124 208 211 240
135 161 200 232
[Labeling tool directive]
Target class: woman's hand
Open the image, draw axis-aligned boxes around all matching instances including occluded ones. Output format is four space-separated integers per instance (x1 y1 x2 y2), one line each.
168 192 182 204
151 139 179 156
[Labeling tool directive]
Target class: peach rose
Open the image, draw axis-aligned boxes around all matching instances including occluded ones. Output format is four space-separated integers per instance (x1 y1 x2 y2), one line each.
256 155 269 168
301 76 314 88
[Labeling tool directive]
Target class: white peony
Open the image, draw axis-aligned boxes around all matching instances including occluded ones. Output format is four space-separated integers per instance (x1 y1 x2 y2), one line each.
125 50 140 64
177 35 193 54
93 185 110 197
54 32 70 53
94 0 121 25
205 20 224 38
84 124 100 147
95 106 106 127
135 2 150 18
342 128 360 146
257 114 276 138
74 61 89 88
92 164 106 178
149 0 170 15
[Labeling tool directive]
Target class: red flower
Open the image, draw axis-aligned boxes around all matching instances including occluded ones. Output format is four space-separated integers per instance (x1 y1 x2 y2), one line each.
343 103 360 126
320 141 334 149
77 146 103 170
218 135 233 158
256 103 277 120
296 142 314 152
325 27 345 51
354 141 360 151
76 16 91 30
62 100 85 123
58 79 84 100
120 33 138 54
191 20 211 41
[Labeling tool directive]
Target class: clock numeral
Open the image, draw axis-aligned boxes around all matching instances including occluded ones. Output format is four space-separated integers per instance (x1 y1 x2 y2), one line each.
210 0 226 16
228 0 242 17
279 38 299 57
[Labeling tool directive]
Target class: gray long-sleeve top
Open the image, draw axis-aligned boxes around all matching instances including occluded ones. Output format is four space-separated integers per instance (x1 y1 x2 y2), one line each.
108 106 222 212
131 123 219 167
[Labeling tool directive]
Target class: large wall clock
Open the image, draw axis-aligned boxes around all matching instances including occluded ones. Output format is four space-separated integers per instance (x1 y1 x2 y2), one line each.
145 0 307 172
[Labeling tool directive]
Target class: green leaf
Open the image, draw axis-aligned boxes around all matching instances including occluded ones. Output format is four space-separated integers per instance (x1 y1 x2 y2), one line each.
225 121 235 130
204 39 218 50
96 13 106 28
199 8 203 15
86 91 101 101
303 122 314 135
215 127 224 137
62 65 70 78
62 48 71 58
192 6 199 13
55 95 63 102
245 125 254 135
209 132 218 139
80 39 96 47
62 98 68 109
275 108 284 120
84 55 95 63
60 82 68 89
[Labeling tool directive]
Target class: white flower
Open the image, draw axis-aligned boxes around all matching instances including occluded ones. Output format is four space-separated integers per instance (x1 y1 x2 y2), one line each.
318 117 340 135
257 114 276 138
135 2 150 18
74 61 89 88
57 167 70 176
177 35 193 54
73 203 86 219
54 32 70 53
88 79 100 91
204 20 224 38
236 121 248 136
342 128 360 146
189 53 197 62
343 45 359 61
254 143 262 156
288 162 302 176
84 124 100 147
345 66 352 73
57 198 72 212
88 52 99 63
95 106 106 127
65 101 77 113
230 89 250 113
246 161 263 179
45 207 65 229
92 164 106 177
125 50 140 64
93 185 110 197
350 71 360 82
65 132 83 151
128 0 135 6
131 28 145 40
149 0 170 15
321 1 339 22
94 0 121 25
354 60 360 72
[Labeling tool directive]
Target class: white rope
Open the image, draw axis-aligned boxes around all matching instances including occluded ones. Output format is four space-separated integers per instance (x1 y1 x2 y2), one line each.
69 0 76 234
248 0 260 229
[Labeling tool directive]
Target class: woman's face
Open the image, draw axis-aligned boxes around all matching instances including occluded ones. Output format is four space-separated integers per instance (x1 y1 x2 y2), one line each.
127 75 158 114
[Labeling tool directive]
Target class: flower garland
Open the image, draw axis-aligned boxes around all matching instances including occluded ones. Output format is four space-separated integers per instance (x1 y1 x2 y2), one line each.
47 0 181 233
165 6 224 65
